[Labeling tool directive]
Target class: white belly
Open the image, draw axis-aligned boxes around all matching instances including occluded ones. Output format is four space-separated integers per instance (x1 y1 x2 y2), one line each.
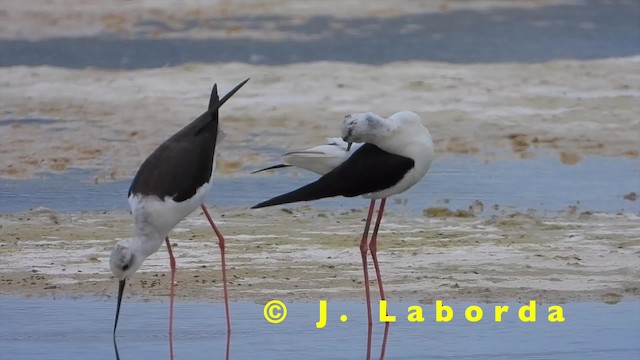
129 160 215 237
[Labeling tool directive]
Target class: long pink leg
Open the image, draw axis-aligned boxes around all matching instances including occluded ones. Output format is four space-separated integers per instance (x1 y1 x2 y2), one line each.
200 204 231 335
360 199 376 360
165 236 176 360
369 198 389 360
369 198 387 301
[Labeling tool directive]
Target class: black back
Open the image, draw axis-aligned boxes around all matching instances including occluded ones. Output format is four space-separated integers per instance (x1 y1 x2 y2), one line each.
128 79 248 202
252 143 415 208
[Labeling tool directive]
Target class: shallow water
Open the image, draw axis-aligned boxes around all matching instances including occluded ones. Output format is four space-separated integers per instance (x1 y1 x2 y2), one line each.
1 298 638 359
1 155 638 215
0 118 64 127
1 0 638 68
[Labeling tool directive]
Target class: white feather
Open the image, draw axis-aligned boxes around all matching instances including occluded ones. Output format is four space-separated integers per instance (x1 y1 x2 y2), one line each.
257 137 363 175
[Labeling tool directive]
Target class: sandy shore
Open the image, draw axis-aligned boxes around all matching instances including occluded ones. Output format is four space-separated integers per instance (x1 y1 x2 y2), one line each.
1 206 638 304
1 57 639 181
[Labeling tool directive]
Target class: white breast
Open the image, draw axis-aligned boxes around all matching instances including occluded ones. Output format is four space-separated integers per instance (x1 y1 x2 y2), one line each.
128 159 215 238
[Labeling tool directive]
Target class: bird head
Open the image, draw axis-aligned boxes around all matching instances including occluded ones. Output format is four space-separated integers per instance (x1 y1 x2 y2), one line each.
110 238 146 337
109 239 144 281
341 112 389 144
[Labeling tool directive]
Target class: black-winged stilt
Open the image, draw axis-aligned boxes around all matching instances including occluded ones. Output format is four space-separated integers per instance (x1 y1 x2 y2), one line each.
252 111 434 358
110 78 249 342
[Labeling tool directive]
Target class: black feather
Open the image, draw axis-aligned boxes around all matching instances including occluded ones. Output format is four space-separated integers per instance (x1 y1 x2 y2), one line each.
252 144 414 208
251 164 292 174
128 78 249 202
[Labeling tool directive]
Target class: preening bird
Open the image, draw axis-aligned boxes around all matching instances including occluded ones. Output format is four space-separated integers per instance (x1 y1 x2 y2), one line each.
252 111 434 359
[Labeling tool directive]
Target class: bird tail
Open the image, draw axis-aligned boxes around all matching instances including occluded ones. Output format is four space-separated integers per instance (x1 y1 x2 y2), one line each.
194 78 249 136
251 179 342 208
251 164 292 174
208 83 219 110
215 78 249 109
203 84 220 130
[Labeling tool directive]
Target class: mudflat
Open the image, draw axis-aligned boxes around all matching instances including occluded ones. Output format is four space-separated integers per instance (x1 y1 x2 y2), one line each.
1 206 638 304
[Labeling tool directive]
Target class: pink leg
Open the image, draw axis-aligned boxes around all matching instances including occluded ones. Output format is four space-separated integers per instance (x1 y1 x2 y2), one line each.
201 204 231 334
165 236 176 360
369 198 387 301
369 198 389 360
360 199 376 360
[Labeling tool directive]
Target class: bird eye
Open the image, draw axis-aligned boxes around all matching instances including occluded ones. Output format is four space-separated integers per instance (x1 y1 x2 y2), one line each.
121 254 134 271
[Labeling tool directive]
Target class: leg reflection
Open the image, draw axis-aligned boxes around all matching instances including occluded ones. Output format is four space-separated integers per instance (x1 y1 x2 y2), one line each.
225 330 232 360
168 330 174 360
379 321 390 360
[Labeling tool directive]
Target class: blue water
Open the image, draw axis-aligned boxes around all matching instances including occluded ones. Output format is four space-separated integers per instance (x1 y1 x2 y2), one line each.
0 118 63 127
0 0 638 68
1 298 639 359
1 155 638 215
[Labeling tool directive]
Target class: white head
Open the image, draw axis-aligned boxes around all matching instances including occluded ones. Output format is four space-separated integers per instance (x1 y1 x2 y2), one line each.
341 112 390 144
341 111 430 150
111 237 151 338
109 238 145 281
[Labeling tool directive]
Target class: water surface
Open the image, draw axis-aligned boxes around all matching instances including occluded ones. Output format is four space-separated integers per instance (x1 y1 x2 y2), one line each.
1 0 638 68
1 155 638 215
1 298 638 359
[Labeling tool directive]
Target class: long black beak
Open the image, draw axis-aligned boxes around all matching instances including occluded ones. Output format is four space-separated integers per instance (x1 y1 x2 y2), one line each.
113 279 125 360
114 280 126 335
346 142 353 151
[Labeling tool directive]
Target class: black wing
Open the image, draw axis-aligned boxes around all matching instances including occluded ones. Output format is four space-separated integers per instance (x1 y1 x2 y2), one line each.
128 135 218 202
252 143 414 208
128 85 220 202
128 79 248 202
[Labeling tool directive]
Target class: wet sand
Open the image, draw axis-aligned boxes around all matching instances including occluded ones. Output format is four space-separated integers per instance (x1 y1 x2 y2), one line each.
1 207 638 304
1 57 639 181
